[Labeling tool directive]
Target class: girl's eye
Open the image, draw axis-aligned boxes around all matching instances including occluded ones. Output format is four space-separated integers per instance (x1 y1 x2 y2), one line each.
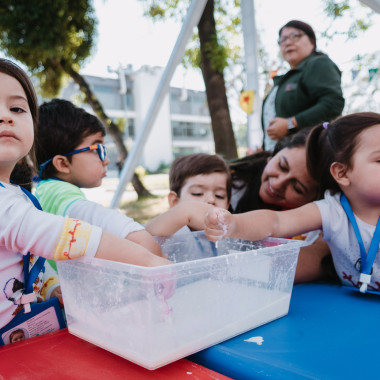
11 107 25 113
191 193 203 197
215 194 226 200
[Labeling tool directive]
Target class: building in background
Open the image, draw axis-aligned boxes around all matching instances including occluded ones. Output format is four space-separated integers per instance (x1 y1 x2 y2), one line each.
59 65 213 174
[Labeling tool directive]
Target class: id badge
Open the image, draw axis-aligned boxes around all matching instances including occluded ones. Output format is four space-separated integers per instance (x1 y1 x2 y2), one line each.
0 297 66 345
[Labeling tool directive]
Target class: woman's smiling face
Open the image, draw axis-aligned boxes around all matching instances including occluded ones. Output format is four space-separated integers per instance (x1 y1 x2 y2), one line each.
259 146 318 209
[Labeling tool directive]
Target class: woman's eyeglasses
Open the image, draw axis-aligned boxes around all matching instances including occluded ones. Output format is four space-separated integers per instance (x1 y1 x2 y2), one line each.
38 144 107 178
278 32 305 46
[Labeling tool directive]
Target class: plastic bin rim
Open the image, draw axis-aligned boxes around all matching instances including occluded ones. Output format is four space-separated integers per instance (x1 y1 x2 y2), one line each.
57 237 303 275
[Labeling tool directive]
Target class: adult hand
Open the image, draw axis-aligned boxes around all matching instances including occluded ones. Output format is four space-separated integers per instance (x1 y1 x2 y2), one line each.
266 117 289 141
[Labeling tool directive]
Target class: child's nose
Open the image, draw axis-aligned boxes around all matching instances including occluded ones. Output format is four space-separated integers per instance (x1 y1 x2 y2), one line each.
0 114 14 125
103 157 110 166
205 193 216 205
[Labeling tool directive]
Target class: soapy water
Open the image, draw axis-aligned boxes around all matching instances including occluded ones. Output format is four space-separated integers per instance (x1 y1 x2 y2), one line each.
244 336 264 345
154 282 173 323
214 209 229 249
65 279 290 369
216 209 229 235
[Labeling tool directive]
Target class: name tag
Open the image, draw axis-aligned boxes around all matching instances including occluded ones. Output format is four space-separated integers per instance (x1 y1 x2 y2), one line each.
285 83 297 91
0 297 66 345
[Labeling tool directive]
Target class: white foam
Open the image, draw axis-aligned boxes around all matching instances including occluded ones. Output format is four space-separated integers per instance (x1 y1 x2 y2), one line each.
66 280 290 369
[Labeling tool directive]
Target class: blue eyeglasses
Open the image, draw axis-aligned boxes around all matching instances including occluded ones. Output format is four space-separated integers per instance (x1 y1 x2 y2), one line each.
38 144 107 178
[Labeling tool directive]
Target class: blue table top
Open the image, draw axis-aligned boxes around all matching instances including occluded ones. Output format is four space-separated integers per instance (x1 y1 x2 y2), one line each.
189 283 380 379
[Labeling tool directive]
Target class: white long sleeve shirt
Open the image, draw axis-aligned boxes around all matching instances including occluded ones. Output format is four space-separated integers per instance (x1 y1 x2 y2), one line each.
0 182 101 328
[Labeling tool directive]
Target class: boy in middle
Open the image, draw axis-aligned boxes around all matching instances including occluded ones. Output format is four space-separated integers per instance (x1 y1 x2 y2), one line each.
145 153 231 236
34 99 163 256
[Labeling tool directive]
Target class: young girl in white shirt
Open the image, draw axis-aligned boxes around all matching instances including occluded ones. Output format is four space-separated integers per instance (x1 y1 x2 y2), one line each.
0 59 172 332
204 112 380 293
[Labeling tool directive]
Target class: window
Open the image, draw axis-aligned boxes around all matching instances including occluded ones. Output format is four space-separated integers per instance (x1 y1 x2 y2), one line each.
170 89 209 116
172 121 212 140
126 119 135 138
92 84 121 109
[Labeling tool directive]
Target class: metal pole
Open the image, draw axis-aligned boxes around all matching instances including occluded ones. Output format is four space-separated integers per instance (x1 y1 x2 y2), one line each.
241 0 262 150
110 0 208 208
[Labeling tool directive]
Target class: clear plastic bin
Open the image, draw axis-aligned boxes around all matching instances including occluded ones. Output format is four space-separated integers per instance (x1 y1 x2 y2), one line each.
57 232 302 370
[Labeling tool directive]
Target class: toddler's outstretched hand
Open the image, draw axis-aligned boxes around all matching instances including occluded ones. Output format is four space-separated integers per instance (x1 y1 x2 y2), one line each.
204 208 234 242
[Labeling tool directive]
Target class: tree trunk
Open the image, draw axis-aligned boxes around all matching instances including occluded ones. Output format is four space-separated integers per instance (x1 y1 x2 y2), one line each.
198 0 238 160
57 61 151 197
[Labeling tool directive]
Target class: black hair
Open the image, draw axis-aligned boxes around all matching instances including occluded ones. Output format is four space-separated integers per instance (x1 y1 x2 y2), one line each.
10 159 34 191
36 99 106 179
279 20 317 51
230 127 313 213
169 153 231 201
307 112 380 195
279 20 326 57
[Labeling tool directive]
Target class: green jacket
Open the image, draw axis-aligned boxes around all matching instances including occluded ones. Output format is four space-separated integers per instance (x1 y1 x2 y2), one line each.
263 53 344 131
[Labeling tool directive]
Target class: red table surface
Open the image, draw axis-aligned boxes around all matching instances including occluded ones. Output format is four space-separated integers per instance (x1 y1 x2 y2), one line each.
0 328 231 380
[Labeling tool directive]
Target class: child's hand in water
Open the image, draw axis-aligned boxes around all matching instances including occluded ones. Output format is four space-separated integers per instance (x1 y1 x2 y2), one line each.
153 271 177 300
204 208 234 242
147 255 173 267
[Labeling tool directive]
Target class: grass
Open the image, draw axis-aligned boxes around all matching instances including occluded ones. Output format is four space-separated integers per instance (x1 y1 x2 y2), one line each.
120 173 170 224
124 173 169 192
120 194 169 224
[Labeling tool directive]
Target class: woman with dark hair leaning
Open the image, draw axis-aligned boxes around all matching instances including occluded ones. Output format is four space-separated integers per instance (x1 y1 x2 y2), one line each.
229 128 338 284
231 128 315 214
263 20 345 150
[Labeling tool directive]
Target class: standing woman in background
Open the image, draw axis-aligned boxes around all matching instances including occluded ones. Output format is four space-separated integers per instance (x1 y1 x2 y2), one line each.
263 20 345 150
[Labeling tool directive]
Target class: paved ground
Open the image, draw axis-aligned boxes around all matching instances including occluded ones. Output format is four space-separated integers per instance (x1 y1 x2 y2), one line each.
81 177 134 207
82 176 169 208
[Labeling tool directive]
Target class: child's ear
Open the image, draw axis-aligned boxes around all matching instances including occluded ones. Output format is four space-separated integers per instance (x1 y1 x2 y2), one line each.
168 191 179 208
330 162 350 187
52 155 71 174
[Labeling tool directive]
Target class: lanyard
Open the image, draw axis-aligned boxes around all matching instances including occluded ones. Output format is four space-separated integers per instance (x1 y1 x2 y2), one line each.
1 182 46 304
340 193 380 293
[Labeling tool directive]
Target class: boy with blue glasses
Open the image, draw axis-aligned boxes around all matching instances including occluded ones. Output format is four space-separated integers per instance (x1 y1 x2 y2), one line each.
38 143 107 179
35 99 162 257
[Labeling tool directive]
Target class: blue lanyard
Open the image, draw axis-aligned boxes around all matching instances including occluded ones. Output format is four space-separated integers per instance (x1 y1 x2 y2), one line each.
340 193 380 293
0 182 46 294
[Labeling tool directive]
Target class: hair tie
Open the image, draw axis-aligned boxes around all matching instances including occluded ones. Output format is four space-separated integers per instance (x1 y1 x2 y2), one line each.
322 122 329 129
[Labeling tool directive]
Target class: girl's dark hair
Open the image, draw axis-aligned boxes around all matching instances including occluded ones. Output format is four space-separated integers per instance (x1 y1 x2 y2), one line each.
307 112 380 195
0 59 39 169
230 127 313 213
10 159 34 191
229 151 271 213
279 20 325 56
36 99 106 179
